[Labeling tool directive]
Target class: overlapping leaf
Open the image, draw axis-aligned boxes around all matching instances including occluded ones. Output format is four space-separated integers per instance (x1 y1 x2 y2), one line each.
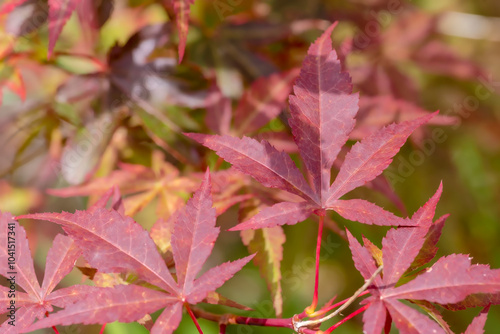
1 0 81 57
22 170 253 333
187 23 429 231
347 186 500 333
0 211 96 332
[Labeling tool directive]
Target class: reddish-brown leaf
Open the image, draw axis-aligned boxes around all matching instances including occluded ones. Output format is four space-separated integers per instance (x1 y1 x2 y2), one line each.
289 23 358 201
327 113 435 203
0 212 40 297
26 285 177 332
235 69 299 135
384 254 500 304
172 170 254 303
229 201 315 231
346 229 382 288
40 234 81 299
171 169 219 297
186 134 317 203
330 199 410 226
18 208 179 295
406 214 449 274
362 298 387 334
384 298 444 334
382 183 442 286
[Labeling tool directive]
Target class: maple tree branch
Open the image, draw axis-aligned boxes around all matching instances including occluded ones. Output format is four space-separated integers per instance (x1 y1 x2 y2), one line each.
305 291 370 319
307 214 325 314
295 264 383 330
185 303 204 334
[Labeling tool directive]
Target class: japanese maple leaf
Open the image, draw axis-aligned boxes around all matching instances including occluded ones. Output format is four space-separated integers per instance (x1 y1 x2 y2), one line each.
186 23 434 231
21 170 254 334
0 211 96 332
347 184 500 334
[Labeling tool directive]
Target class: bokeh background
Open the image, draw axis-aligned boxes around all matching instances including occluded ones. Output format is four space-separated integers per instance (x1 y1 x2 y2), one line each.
1 0 500 333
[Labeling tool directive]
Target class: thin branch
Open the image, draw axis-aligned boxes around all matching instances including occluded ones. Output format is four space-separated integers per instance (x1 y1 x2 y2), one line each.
185 303 204 334
294 264 383 330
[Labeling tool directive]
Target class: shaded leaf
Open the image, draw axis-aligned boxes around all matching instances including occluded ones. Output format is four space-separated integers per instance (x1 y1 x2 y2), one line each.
406 214 449 275
240 226 285 316
382 183 442 286
235 69 299 135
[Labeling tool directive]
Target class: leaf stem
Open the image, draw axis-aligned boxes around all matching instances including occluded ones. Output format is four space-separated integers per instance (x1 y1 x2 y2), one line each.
323 303 370 334
99 324 107 334
185 303 204 334
307 291 369 319
307 214 324 314
295 264 383 330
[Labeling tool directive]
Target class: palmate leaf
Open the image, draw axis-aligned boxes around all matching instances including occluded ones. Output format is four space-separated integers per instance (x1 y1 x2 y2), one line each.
0 212 97 332
22 170 253 334
19 208 179 295
188 23 431 232
347 188 500 333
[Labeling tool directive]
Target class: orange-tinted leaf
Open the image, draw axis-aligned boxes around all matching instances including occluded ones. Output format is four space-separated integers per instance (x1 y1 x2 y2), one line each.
240 226 285 316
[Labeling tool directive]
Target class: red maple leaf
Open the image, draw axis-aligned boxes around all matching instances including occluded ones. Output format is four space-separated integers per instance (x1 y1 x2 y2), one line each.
20 170 254 333
347 184 500 333
0 212 95 333
186 23 434 231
